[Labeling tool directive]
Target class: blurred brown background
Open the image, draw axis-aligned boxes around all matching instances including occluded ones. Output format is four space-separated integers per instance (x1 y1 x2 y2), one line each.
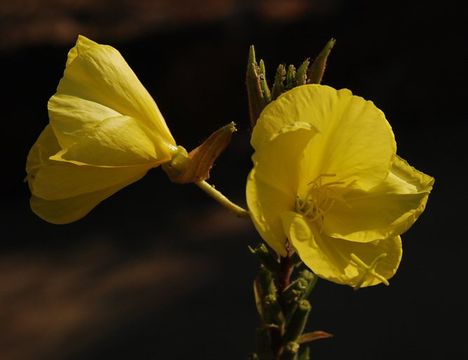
1 0 466 359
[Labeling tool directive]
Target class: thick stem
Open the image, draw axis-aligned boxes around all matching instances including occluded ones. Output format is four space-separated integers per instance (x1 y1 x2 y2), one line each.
195 180 250 218
278 255 294 295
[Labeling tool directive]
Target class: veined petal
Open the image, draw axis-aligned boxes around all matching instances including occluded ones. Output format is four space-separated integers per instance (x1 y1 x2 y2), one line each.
48 94 121 148
31 181 132 224
390 155 435 193
30 161 150 200
26 125 60 177
54 35 175 149
282 211 402 288
253 84 396 191
50 114 166 167
247 174 292 257
27 125 150 200
323 155 434 242
251 129 314 196
246 129 315 256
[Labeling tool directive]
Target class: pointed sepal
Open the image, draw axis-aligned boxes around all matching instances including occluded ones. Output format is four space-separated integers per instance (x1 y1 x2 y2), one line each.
246 45 271 127
307 38 335 84
162 122 236 183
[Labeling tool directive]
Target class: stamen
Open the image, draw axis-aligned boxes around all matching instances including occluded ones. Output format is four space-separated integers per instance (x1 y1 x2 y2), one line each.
296 173 348 226
350 253 389 290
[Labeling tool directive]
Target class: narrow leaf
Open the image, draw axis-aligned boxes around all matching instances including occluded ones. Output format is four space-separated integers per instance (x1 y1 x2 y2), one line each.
297 331 334 344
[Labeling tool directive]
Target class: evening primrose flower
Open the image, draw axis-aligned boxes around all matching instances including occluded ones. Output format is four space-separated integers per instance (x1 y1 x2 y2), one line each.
246 84 433 288
26 35 177 224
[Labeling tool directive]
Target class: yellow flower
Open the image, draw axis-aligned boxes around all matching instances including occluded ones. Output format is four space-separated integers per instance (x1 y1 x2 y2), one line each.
26 35 177 224
246 84 434 288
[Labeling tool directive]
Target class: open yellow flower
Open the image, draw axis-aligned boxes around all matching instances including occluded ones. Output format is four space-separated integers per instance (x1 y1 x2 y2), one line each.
26 35 177 224
246 84 434 288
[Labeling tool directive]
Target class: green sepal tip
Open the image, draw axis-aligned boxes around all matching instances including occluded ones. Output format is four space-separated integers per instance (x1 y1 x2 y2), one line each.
246 45 272 128
307 38 336 84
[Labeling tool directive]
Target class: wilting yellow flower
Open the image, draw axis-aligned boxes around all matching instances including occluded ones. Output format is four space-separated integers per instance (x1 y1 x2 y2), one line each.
26 35 177 224
246 84 433 288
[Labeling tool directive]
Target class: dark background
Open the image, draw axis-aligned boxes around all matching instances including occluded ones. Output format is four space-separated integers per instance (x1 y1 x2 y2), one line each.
1 0 466 359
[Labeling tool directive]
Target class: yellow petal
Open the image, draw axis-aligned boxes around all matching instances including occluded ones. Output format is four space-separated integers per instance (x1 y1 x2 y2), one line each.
26 125 60 178
246 129 314 256
31 183 130 224
47 94 122 149
30 161 150 200
282 211 402 288
27 125 150 201
247 174 292 257
53 35 175 153
50 113 163 167
253 84 396 190
323 155 434 242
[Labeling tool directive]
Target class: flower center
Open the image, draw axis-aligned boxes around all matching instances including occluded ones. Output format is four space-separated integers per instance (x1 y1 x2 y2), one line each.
295 174 344 225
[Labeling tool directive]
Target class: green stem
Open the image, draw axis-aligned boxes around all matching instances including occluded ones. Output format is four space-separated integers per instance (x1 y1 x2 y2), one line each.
195 180 250 218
